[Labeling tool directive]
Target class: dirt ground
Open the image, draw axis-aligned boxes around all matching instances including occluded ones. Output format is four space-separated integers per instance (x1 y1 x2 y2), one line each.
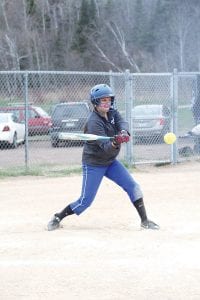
0 161 200 300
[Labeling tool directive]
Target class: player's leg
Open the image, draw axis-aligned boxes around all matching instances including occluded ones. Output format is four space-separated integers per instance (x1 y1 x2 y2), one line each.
69 164 106 215
47 164 106 231
105 160 159 229
105 159 143 201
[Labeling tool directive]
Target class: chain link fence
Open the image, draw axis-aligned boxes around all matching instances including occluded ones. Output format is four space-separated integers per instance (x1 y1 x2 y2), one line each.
0 70 199 172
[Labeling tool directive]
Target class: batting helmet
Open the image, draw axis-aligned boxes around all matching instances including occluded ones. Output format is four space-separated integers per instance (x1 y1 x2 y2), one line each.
90 84 115 106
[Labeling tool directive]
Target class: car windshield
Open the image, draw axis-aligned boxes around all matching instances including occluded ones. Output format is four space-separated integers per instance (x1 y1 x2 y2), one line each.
34 107 49 117
0 114 9 122
133 105 162 116
53 104 89 118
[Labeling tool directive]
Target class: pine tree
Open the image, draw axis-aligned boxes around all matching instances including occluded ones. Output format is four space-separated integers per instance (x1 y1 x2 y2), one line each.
26 0 36 15
150 0 175 49
133 0 146 48
72 0 90 53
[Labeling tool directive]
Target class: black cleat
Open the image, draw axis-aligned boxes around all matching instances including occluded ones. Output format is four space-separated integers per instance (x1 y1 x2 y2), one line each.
47 215 61 231
141 219 160 230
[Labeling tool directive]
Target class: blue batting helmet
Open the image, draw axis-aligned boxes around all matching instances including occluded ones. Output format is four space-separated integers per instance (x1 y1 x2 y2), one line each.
90 84 115 106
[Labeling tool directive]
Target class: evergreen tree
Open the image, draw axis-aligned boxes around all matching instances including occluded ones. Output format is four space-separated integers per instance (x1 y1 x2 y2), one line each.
72 0 91 53
103 0 115 18
53 30 66 70
26 0 36 15
151 0 175 48
89 0 96 21
133 0 146 48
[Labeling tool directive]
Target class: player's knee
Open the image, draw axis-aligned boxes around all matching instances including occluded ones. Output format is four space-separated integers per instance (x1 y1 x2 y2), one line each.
134 184 143 199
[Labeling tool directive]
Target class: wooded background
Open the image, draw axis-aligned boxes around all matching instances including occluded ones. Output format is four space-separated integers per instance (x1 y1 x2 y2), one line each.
0 0 199 72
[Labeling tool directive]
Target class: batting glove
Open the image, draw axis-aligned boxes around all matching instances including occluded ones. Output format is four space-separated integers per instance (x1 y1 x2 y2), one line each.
113 130 130 145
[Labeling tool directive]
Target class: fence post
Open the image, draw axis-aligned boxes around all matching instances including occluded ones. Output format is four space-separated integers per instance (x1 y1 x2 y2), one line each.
109 70 114 88
109 70 116 108
172 68 178 164
23 72 29 170
124 69 133 165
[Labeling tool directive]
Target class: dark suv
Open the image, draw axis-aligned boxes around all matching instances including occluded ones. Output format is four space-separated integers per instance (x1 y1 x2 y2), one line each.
50 102 91 147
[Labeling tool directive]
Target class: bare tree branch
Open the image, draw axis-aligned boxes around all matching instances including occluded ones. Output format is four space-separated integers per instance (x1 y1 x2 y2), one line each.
1 0 10 31
106 22 141 72
91 39 123 72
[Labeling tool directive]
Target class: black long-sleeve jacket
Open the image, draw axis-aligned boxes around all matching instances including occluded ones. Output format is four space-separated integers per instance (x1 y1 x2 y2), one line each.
82 108 129 166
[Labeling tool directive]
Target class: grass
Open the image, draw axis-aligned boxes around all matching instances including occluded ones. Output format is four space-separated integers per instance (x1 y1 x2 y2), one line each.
178 106 194 134
0 160 137 179
0 165 82 179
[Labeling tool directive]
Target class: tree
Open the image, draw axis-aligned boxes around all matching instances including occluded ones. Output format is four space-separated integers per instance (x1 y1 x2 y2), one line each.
26 0 36 15
1 0 200 72
133 0 147 49
72 0 91 53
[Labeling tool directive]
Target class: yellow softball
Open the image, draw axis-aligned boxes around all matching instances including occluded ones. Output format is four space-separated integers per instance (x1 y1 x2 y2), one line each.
164 132 177 144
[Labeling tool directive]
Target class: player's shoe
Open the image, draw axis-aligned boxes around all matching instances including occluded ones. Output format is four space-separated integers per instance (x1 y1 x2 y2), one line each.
141 219 160 230
47 215 61 231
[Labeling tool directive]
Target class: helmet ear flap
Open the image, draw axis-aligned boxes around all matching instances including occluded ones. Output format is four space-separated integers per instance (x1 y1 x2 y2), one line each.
92 98 101 106
111 96 115 107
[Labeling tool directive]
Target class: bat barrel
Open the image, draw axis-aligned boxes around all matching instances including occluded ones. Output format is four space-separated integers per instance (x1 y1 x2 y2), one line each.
58 132 113 141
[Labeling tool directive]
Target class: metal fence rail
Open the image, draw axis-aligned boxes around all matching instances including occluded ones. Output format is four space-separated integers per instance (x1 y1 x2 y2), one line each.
0 70 199 172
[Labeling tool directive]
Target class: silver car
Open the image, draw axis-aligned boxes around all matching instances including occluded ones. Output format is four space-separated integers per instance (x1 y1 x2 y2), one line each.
132 104 171 143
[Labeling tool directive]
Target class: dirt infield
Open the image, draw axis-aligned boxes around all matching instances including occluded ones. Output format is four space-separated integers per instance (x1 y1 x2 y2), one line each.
0 161 200 300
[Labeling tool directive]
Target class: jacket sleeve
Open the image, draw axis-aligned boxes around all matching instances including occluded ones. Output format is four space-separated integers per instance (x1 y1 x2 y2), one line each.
114 110 130 134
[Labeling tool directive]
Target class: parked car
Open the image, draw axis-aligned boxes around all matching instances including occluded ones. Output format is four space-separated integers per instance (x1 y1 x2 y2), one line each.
0 113 25 148
50 102 91 147
132 104 171 142
0 105 52 135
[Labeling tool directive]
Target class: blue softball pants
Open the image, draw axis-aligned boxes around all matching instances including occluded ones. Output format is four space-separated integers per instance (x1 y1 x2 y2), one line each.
69 159 143 215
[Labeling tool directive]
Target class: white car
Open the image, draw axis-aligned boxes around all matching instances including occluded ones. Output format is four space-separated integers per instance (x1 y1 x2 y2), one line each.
0 113 25 148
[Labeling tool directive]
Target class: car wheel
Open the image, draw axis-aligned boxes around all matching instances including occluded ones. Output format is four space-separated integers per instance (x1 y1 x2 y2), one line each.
194 142 200 154
161 126 170 143
154 134 163 144
21 134 26 145
51 139 59 147
64 140 70 147
11 132 18 148
76 141 84 147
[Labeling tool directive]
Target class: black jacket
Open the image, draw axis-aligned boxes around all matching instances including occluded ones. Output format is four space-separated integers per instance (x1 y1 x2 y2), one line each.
82 108 129 166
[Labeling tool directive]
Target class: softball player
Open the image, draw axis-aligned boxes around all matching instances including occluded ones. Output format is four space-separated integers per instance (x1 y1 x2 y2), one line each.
47 84 159 231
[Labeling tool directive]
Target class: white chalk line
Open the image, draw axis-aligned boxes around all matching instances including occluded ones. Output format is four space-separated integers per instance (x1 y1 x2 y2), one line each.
0 260 78 267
